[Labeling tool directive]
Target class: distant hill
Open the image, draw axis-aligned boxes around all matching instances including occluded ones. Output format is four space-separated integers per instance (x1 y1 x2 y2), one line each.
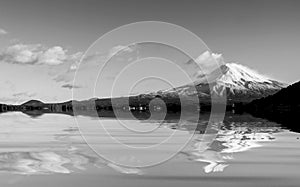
21 100 45 107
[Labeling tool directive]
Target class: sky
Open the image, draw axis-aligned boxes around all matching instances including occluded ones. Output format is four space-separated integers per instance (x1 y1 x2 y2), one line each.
0 0 300 103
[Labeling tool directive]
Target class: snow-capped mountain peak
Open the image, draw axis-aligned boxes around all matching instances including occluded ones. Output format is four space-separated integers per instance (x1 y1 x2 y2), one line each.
197 63 272 84
162 62 286 102
220 63 272 83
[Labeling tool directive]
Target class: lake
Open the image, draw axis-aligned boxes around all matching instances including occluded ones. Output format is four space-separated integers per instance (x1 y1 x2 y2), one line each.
0 112 300 187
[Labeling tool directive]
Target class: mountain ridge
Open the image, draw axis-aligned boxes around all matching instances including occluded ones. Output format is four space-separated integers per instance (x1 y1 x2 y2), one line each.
246 81 300 131
159 62 286 103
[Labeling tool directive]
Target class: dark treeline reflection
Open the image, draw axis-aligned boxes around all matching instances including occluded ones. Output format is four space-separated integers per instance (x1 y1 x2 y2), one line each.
0 100 298 134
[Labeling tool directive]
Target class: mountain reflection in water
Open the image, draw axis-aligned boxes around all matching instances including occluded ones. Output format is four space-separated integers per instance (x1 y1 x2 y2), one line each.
181 122 281 173
0 112 290 175
157 114 283 173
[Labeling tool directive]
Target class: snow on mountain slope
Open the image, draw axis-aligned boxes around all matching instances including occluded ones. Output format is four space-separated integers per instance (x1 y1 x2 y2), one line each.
162 62 286 102
199 63 284 89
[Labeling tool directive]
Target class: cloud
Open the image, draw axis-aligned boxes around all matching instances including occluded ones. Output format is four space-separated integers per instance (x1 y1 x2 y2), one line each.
0 44 82 65
187 51 224 66
107 45 135 59
53 44 138 84
187 51 225 78
0 28 8 35
68 45 136 72
61 84 82 89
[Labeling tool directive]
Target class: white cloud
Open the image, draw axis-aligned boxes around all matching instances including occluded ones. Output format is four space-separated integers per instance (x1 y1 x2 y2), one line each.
195 51 224 67
0 44 82 65
107 45 135 59
0 28 8 35
189 51 225 78
39 46 67 65
52 44 139 85
68 45 136 71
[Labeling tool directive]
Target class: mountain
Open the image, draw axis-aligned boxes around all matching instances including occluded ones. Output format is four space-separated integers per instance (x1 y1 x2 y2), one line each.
246 81 300 132
247 81 300 112
0 62 288 116
21 100 45 107
160 63 286 103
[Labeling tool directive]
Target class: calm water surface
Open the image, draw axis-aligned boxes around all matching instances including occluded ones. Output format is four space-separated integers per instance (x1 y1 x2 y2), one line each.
0 112 299 187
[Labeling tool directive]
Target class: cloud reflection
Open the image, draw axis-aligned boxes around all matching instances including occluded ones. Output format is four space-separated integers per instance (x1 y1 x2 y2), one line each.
0 149 143 175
